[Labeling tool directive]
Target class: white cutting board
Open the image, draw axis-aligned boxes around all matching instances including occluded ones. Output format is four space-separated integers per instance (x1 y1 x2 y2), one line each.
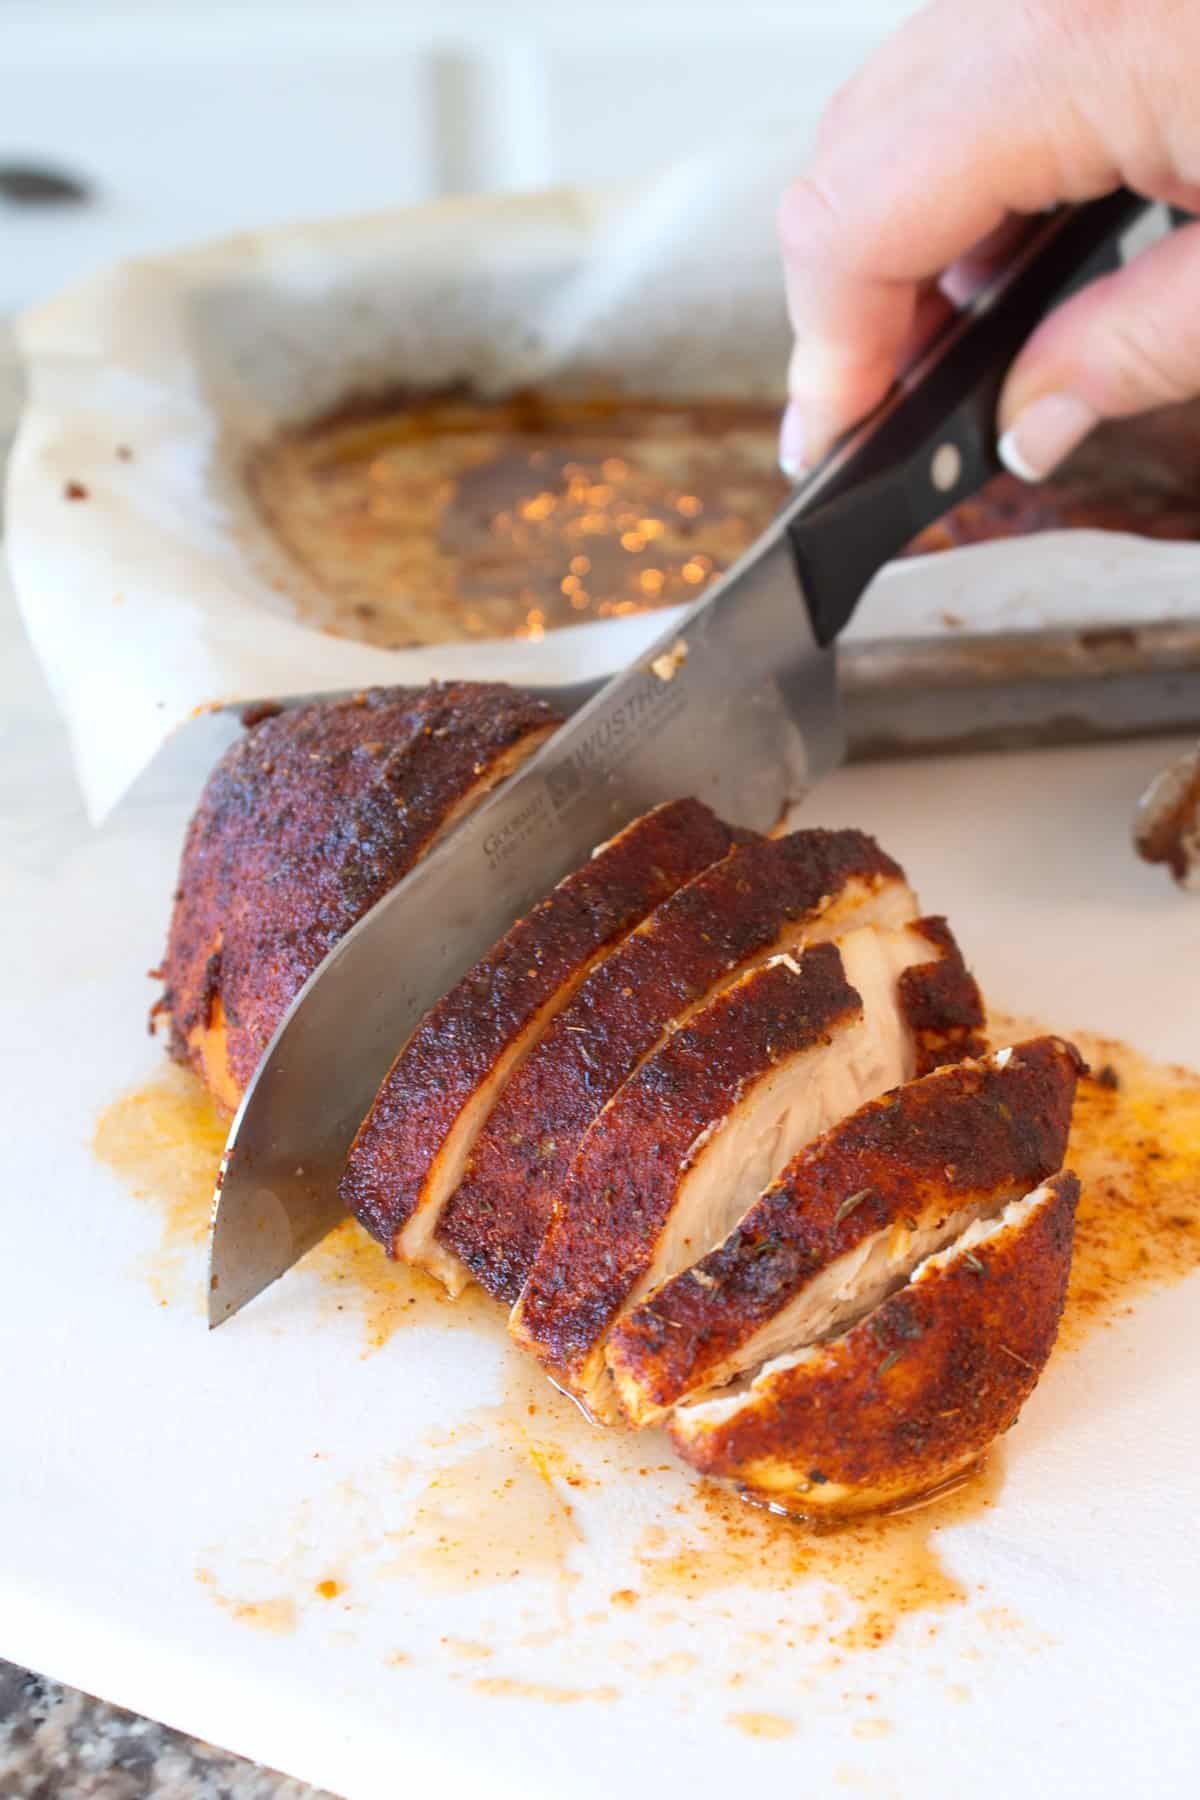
4 571 1200 1800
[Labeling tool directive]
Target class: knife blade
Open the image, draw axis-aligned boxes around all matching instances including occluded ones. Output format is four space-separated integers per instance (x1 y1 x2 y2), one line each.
209 188 1150 1324
208 525 840 1324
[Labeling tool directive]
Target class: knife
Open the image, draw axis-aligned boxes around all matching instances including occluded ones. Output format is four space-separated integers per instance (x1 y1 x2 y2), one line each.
209 188 1150 1325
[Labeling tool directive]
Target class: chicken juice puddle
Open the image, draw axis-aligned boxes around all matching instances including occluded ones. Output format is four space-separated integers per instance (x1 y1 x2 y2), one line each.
95 1020 1200 1650
634 1455 1005 1651
92 1063 495 1341
988 1012 1200 1349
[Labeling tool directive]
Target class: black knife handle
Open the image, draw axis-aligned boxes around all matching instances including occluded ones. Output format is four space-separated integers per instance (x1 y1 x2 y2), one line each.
786 188 1152 649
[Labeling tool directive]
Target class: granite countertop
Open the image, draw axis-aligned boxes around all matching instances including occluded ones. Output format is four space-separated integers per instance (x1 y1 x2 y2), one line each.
0 1660 338 1800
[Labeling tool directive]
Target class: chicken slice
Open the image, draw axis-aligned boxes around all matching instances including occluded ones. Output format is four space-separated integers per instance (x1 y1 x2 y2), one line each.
339 798 740 1290
608 1036 1082 1425
161 680 562 1112
670 1171 1080 1517
512 917 985 1419
437 829 917 1303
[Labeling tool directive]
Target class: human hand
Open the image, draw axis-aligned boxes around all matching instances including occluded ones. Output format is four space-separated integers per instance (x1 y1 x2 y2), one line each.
777 0 1200 480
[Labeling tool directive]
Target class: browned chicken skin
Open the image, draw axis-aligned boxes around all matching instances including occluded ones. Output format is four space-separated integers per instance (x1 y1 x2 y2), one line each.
437 829 918 1304
608 1037 1083 1425
340 799 741 1289
512 918 986 1419
160 681 560 1111
671 1172 1080 1516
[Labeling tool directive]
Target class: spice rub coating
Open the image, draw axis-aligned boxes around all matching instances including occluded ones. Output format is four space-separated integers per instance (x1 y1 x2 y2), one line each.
340 798 740 1259
513 917 985 1416
511 943 863 1395
671 1172 1080 1516
161 681 560 1110
896 915 989 1074
608 1037 1083 1422
437 829 914 1304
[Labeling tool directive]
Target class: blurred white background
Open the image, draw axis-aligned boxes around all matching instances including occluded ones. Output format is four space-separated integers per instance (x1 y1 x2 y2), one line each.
1 0 917 317
0 0 918 473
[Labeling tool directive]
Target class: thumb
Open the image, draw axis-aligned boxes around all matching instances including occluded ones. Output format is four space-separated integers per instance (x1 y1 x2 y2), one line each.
997 217 1200 482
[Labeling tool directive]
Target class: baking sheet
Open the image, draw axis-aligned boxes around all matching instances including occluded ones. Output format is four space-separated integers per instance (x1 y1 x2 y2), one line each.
7 141 1200 821
5 559 1200 1799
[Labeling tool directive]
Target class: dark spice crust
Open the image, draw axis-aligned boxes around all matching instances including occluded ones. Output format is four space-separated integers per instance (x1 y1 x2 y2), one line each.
437 829 906 1304
608 1037 1083 1419
1133 743 1200 886
161 681 560 1104
511 942 862 1382
340 799 740 1249
898 915 988 1073
672 1171 1080 1516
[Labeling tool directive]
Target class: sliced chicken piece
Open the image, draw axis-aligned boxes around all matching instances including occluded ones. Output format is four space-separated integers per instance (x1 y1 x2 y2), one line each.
339 799 740 1290
161 681 562 1112
1134 742 1200 889
670 1172 1079 1517
608 1037 1083 1425
437 829 917 1303
512 917 985 1419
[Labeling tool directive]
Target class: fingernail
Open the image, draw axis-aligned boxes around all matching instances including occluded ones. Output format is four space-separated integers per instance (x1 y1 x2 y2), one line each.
779 402 807 479
998 392 1098 483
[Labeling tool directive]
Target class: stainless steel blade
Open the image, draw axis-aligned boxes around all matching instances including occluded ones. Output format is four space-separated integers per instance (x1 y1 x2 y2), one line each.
207 520 840 1324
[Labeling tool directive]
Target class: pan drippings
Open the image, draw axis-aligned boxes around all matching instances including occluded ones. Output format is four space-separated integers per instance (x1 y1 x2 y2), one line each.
250 392 789 648
250 389 1200 651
